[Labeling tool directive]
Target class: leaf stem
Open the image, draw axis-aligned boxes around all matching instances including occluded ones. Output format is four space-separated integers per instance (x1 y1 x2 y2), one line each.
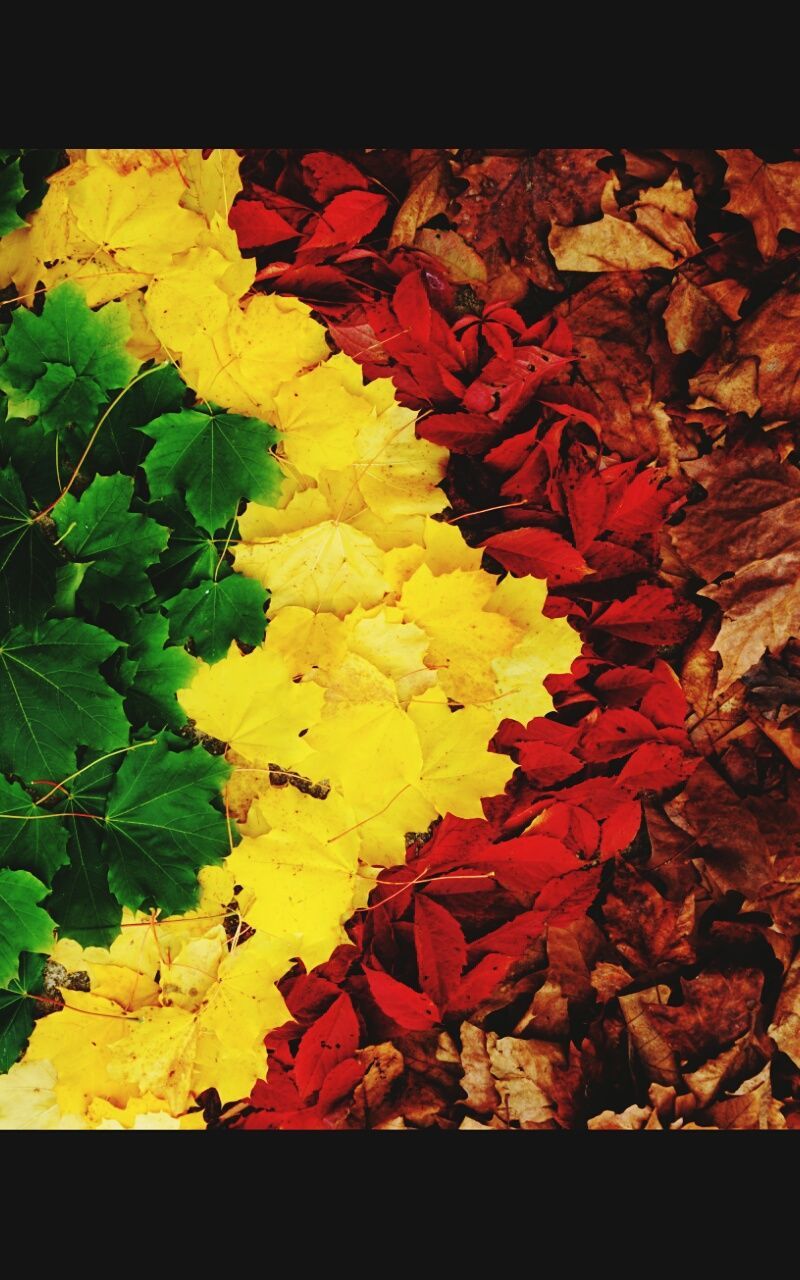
33 366 162 524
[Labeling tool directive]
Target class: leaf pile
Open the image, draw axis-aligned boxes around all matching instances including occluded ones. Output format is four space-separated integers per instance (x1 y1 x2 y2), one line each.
4 147 800 1131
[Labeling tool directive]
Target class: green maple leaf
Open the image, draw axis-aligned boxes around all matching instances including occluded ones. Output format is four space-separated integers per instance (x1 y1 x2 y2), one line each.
46 750 121 948
0 463 57 630
141 407 280 534
116 608 195 731
0 282 139 433
0 952 45 1072
0 774 69 884
164 573 268 664
0 158 26 237
52 473 168 609
0 869 54 987
0 617 128 783
91 361 186 475
102 737 230 916
148 496 221 597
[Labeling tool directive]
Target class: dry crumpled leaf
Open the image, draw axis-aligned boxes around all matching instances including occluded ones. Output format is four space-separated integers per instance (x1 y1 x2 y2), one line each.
458 1022 500 1114
769 949 800 1067
665 761 774 897
719 149 800 259
549 174 700 273
618 985 681 1086
690 284 800 422
552 273 679 462
453 149 611 297
672 441 800 690
481 1030 579 1128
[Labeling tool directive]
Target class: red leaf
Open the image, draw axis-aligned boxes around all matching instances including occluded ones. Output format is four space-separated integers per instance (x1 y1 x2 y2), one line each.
478 834 581 900
417 412 503 454
392 271 433 345
617 743 698 795
450 953 515 1015
517 740 583 784
593 585 700 646
364 969 441 1030
303 191 389 252
316 1056 366 1111
580 708 659 763
562 471 608 552
229 201 299 249
483 527 588 584
470 867 603 958
598 800 642 856
300 152 368 203
292 993 360 1102
414 896 467 1010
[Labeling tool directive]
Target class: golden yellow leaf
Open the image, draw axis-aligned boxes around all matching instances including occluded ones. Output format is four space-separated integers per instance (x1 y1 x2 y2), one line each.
178 644 324 768
272 353 376 479
304 703 436 863
235 490 388 617
400 564 521 705
69 164 203 276
410 692 515 817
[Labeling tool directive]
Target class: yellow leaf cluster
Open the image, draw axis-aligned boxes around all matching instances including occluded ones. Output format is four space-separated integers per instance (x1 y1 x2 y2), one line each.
0 867 292 1128
0 148 328 408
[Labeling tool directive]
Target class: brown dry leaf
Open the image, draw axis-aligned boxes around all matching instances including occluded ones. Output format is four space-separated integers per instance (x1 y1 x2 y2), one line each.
673 441 800 583
648 969 762 1062
413 228 488 288
389 150 451 249
485 1033 579 1129
663 276 727 357
458 1022 500 1114
707 1064 786 1130
590 962 634 1003
603 866 696 973
720 149 800 259
586 1104 653 1130
703 278 749 322
452 149 610 294
553 273 679 461
350 1042 405 1128
665 761 773 897
683 1032 765 1108
690 284 800 422
769 949 800 1067
550 174 699 273
618 985 681 1085
702 550 800 691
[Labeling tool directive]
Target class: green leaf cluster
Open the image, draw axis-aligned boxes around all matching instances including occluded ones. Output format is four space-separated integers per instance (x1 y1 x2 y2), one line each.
0 280 280 1069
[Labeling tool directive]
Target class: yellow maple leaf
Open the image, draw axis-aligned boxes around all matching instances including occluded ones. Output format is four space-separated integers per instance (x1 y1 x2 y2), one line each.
69 164 203 277
0 1059 84 1130
176 293 330 418
193 932 293 1102
177 149 244 223
383 516 483 594
410 691 516 817
235 489 389 617
265 606 349 681
304 703 437 864
179 644 324 768
24 990 136 1117
400 563 522 706
272 353 377 479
